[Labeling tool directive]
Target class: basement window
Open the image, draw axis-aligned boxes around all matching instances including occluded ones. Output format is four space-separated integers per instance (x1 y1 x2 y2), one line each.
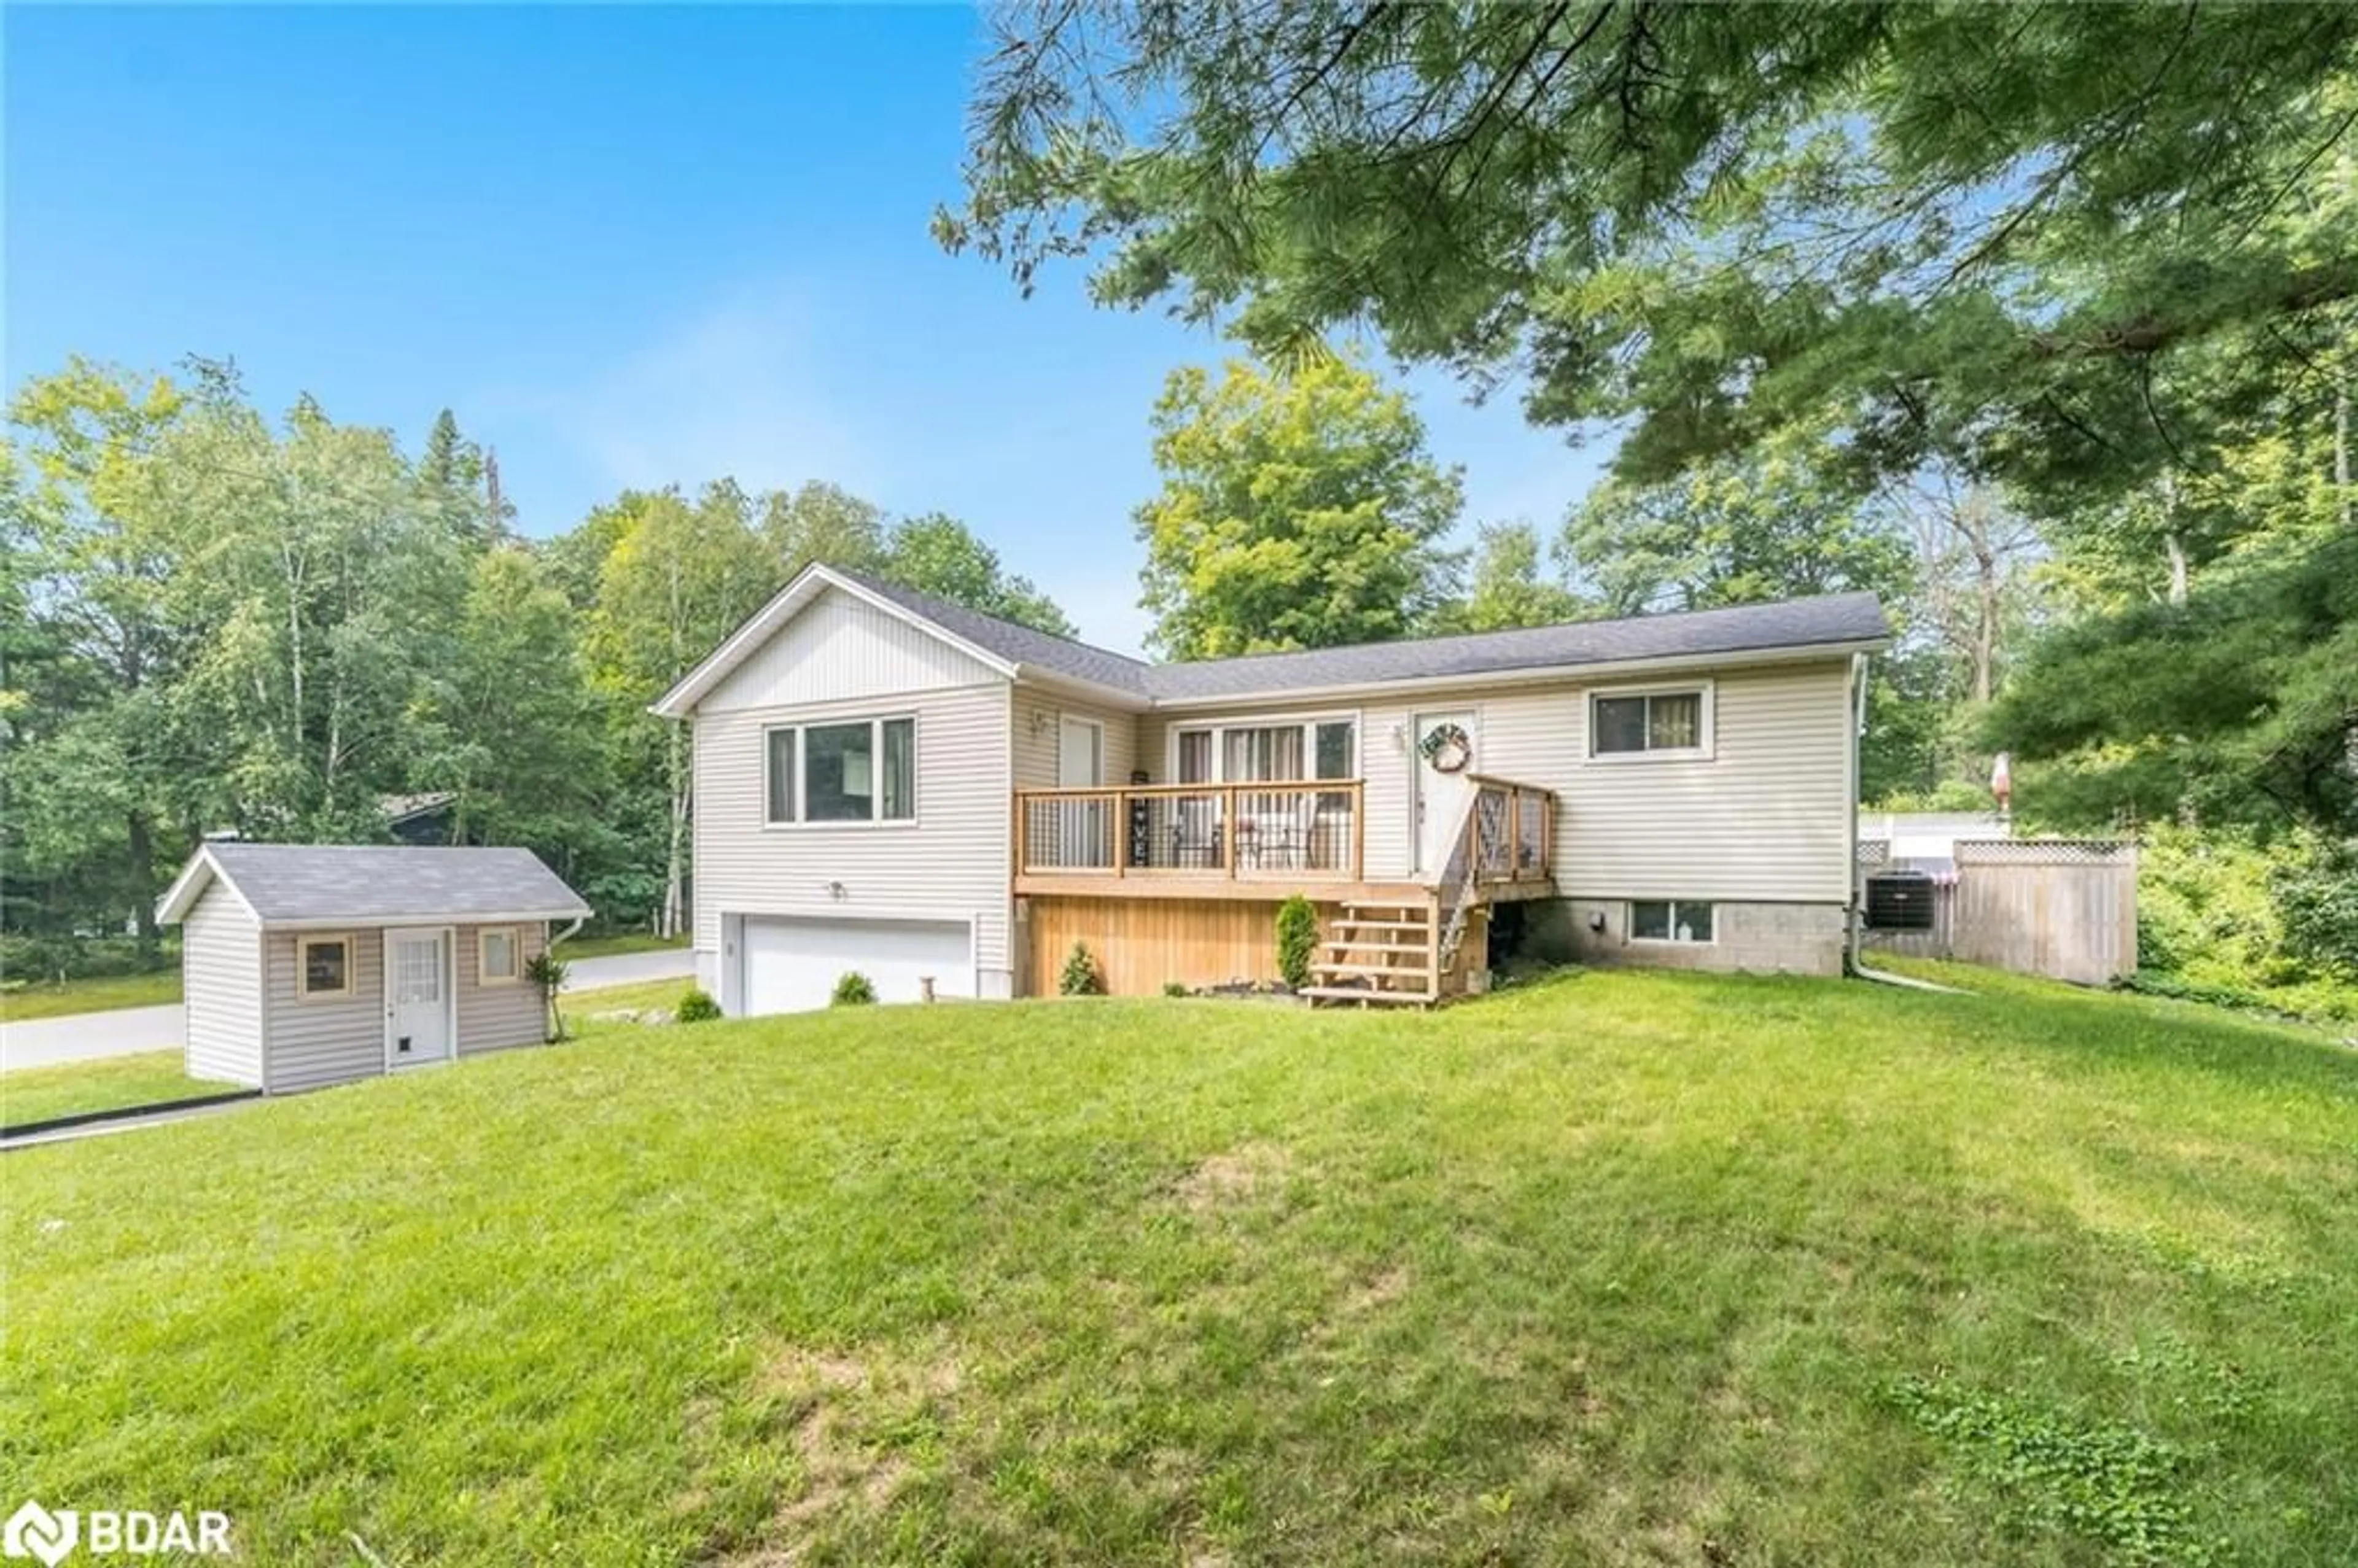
1630 900 1714 944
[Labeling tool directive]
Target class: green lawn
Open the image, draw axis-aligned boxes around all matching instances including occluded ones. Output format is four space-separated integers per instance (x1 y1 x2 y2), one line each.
567 976 695 1035
0 968 180 1022
556 930 692 961
1 1049 241 1130
6 970 2352 1565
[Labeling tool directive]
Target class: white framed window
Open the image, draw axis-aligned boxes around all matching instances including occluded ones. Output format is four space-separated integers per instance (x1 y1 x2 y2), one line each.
478 926 519 986
1590 682 1713 760
297 933 354 999
768 715 915 825
1630 900 1715 944
1172 715 1359 783
764 725 798 825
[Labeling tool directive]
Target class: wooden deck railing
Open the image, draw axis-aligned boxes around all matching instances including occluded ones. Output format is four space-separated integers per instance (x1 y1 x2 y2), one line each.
1018 780 1366 880
1465 774 1555 887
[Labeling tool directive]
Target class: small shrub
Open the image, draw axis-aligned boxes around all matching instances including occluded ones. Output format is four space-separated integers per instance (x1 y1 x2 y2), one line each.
1274 895 1320 990
831 971 877 1006
525 951 572 1041
1162 981 1189 998
675 987 723 1023
1059 941 1105 996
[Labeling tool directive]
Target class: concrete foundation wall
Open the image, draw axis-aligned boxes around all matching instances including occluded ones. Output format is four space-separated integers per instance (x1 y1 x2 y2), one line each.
1546 898 1847 977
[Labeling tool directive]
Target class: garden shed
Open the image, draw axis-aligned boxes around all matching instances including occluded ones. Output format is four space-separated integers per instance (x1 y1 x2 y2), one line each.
155 843 591 1093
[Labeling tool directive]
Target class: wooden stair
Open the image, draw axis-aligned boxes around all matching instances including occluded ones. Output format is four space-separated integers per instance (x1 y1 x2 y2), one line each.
1302 900 1443 1007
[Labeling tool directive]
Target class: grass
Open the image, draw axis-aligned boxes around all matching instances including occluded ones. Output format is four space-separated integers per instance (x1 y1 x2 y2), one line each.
1 1049 239 1130
0 968 180 1022
556 930 693 961
567 976 696 1035
0 931 683 1024
5 969 2354 1565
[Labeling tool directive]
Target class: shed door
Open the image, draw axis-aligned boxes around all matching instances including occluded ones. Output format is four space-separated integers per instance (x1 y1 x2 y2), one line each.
386 929 453 1068
741 917 972 1015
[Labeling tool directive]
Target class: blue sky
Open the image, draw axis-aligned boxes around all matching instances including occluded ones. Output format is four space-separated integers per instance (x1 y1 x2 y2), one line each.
6 5 1608 654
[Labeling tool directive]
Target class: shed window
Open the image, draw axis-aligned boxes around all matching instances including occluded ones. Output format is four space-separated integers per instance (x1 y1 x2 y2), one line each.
479 927 519 985
298 935 352 999
1592 688 1710 757
1630 900 1714 943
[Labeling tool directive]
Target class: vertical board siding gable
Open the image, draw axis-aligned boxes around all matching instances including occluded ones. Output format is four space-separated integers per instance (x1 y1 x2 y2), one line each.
698 587 1002 713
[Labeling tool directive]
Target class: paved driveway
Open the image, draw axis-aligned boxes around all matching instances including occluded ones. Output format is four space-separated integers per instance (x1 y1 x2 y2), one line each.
2 947 695 1071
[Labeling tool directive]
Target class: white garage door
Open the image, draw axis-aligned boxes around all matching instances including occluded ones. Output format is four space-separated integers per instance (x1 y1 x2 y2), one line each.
739 916 973 1015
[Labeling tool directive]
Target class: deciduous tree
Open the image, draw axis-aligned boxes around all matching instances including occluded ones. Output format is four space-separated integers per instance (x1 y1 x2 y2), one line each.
1135 354 1463 658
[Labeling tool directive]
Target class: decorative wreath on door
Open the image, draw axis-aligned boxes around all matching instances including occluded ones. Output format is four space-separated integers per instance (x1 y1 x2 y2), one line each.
1418 722 1473 774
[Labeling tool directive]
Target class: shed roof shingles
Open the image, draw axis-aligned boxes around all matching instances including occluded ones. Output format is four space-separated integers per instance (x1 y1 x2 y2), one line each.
203 844 590 925
841 569 1888 704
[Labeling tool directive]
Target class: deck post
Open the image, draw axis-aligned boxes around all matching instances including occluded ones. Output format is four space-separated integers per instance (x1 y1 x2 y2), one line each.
1114 787 1129 878
1350 781 1366 879
1223 784 1239 879
1014 794 1027 877
1471 790 1486 883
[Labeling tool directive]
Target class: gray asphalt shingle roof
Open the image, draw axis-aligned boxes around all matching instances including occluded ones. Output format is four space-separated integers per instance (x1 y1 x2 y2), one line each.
841 570 1887 703
196 844 590 925
1140 592 1890 701
837 569 1157 695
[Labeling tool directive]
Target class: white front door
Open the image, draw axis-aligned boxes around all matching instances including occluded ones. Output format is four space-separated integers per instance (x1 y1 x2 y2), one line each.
1056 716 1107 866
1411 710 1477 874
1058 716 1103 786
386 928 453 1069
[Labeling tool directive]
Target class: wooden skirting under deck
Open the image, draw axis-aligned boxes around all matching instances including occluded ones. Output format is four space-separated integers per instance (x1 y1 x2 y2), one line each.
1021 895 1345 997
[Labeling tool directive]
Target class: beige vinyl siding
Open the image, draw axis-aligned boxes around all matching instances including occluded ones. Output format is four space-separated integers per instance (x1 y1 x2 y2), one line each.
693 681 1016 978
1515 662 1854 902
698 585 1001 713
181 884 264 1087
263 929 386 1092
1011 685 1141 788
455 921 548 1056
1139 659 1854 901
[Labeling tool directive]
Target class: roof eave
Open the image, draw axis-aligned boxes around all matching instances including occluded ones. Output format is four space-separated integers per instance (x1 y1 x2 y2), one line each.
1143 636 1893 711
255 906 593 933
1008 664 1154 712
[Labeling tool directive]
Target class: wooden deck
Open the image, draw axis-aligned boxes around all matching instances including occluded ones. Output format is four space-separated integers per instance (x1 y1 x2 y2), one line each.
1014 775 1557 1001
1017 775 1553 901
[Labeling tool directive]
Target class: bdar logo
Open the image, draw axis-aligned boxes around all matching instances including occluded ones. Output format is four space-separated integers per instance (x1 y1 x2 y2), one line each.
2 1500 77 1567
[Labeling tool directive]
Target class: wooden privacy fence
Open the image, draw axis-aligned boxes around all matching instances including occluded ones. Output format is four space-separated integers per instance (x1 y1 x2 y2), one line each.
1861 838 2138 985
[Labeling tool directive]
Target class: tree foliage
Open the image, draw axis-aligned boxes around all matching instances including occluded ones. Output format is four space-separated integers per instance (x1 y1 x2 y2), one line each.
946 3 2358 497
1136 354 1463 658
2 357 1078 949
882 512 1075 635
1563 446 1910 616
1424 521 1588 634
